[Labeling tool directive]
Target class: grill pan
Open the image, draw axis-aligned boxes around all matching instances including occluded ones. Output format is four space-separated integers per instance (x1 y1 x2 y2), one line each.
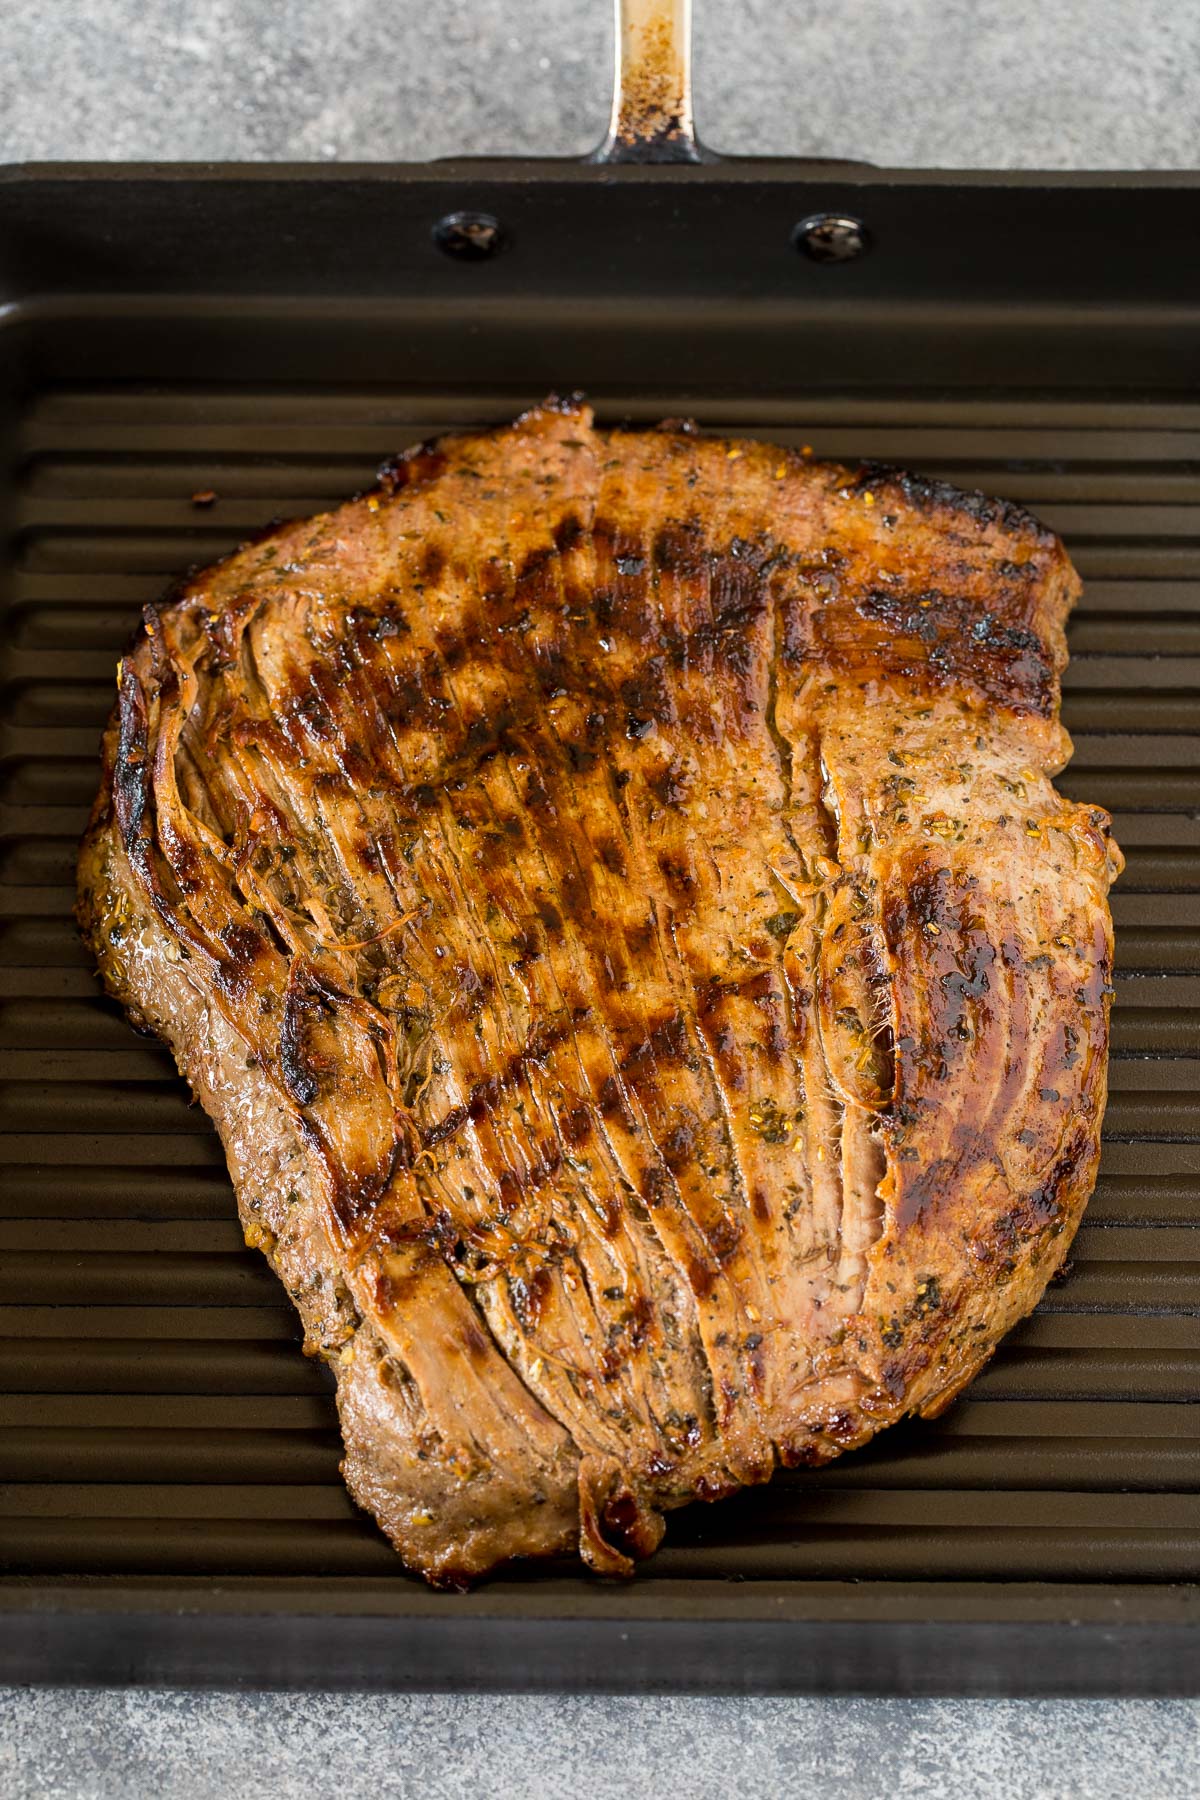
0 0 1197 1694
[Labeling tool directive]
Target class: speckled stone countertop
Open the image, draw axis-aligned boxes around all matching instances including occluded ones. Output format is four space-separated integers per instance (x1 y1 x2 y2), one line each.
2 1690 1198 1799
1 2 1197 1793
2 0 1199 167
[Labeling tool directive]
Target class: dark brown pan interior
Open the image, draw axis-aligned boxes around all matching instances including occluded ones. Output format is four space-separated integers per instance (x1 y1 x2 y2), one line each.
0 168 1195 1693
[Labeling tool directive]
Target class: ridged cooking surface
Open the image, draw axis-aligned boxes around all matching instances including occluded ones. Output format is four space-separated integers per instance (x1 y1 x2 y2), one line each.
1 387 1196 1587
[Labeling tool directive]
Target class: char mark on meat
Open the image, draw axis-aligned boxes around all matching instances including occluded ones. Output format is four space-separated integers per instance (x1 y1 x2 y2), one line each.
77 399 1121 1583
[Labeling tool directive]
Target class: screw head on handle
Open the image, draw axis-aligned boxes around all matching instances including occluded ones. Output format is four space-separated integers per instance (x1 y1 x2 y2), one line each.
433 211 507 260
792 213 872 263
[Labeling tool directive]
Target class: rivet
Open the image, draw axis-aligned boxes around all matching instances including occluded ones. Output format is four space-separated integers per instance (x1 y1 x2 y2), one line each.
792 213 871 264
433 211 506 260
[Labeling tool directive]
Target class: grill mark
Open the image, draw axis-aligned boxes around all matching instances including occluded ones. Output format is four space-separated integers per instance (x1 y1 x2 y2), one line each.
139 648 417 1246
516 735 729 1327
434 468 718 1452
307 553 816 790
389 548 638 1327
394 709 658 1451
704 555 773 737
274 577 575 1265
419 1017 576 1150
267 657 397 923
510 507 755 1447
595 467 780 1457
883 864 1020 1235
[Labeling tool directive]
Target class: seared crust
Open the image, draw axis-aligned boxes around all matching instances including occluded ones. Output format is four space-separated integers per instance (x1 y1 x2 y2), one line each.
76 400 1121 1581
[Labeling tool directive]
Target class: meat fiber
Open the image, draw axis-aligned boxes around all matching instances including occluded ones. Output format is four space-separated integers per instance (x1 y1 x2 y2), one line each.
76 399 1122 1585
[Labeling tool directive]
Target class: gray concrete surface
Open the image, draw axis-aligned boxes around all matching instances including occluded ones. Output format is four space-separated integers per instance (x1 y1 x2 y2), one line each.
0 0 1198 168
2 1690 1198 1799
2 3 1198 1795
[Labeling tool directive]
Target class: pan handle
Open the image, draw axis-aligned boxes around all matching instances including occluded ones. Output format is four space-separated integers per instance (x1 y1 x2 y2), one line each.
592 0 709 164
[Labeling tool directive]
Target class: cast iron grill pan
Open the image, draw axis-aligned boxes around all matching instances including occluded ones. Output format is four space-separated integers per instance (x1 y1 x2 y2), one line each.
0 155 1195 1690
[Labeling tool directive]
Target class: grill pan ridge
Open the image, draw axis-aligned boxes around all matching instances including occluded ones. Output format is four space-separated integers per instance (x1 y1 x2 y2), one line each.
0 17 1196 1694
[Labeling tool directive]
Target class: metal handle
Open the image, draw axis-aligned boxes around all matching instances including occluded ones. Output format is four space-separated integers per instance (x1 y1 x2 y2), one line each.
592 0 707 164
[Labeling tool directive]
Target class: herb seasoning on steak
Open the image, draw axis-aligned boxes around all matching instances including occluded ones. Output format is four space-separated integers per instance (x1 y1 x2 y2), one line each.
77 399 1122 1585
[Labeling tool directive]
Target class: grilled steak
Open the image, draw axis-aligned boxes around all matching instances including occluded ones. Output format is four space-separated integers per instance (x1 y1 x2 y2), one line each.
76 399 1122 1585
